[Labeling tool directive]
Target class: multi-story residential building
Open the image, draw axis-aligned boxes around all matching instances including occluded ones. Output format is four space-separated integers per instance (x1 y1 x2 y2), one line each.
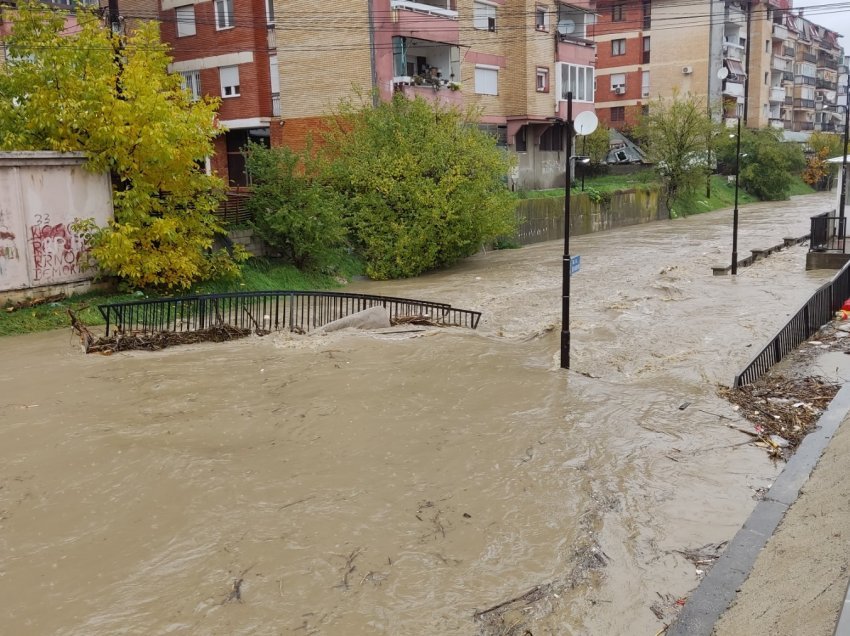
593 0 844 137
589 0 651 130
159 0 278 187
276 0 597 190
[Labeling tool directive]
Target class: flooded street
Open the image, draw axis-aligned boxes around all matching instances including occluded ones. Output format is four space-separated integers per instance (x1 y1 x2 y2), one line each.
0 193 836 635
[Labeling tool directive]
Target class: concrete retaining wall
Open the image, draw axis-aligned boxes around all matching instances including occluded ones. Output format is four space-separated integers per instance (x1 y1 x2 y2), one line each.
515 187 664 246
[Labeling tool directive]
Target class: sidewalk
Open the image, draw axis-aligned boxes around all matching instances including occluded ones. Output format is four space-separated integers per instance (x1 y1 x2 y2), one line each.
669 383 850 636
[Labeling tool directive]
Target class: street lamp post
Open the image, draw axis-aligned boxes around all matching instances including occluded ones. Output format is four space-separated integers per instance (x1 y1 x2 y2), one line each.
839 72 850 242
561 92 574 369
732 116 742 275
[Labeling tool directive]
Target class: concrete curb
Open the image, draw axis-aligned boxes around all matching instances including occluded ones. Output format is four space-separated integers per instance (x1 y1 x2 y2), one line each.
668 382 850 636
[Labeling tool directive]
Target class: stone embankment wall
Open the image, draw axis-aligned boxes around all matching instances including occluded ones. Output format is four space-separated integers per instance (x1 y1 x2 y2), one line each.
515 187 664 245
0 152 113 301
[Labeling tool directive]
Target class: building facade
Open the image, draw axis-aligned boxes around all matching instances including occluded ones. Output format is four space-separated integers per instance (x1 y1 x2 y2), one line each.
277 0 598 190
160 0 278 187
592 0 845 137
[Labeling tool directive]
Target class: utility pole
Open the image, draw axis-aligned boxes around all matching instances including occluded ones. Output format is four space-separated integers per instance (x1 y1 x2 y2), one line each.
743 0 752 126
561 92 574 369
839 73 850 242
366 0 379 108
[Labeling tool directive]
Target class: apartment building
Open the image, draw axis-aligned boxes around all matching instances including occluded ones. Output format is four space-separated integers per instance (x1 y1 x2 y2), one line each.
160 0 278 187
277 0 598 190
589 0 651 130
593 0 845 137
749 8 844 133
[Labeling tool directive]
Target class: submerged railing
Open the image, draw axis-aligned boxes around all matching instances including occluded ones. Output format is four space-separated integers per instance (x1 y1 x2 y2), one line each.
733 260 850 387
98 291 481 337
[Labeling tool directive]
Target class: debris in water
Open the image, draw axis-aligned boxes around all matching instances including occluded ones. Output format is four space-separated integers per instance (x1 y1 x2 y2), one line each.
718 376 838 460
678 402 691 411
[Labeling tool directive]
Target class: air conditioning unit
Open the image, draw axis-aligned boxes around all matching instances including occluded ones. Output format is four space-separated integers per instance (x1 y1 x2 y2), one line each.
682 66 693 75
614 87 626 95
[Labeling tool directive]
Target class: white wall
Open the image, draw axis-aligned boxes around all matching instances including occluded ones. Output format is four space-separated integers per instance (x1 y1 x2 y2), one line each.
0 152 113 293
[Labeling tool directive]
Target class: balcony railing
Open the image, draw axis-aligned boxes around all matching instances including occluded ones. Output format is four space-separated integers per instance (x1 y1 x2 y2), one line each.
801 51 817 63
769 87 787 102
785 95 793 105
772 23 788 40
769 118 785 129
783 46 795 58
723 81 745 98
795 121 815 131
817 79 837 90
796 75 816 86
818 57 838 70
771 57 789 72
782 71 794 83
390 0 457 18
794 98 815 109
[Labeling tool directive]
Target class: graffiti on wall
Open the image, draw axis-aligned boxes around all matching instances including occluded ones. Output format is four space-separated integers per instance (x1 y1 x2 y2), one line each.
28 215 90 283
0 205 19 277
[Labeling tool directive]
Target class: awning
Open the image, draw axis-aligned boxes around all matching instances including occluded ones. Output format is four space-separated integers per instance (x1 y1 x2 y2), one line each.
726 59 747 77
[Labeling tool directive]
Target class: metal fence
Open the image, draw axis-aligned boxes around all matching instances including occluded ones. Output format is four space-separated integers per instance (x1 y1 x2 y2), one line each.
733 260 850 387
98 291 481 337
809 212 846 253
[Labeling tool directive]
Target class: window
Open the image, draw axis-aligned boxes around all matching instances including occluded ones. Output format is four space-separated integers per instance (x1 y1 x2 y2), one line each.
611 106 626 122
219 65 240 97
536 67 549 92
641 70 650 97
642 36 650 63
479 124 507 147
612 3 624 21
558 63 594 102
265 0 274 24
642 0 651 29
539 125 563 151
179 70 201 100
175 5 196 37
535 5 548 30
214 0 234 29
474 1 496 31
610 73 626 93
612 39 626 56
515 125 527 152
474 65 498 95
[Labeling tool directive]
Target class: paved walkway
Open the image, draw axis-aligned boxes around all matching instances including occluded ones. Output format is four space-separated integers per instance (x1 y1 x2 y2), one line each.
669 383 850 636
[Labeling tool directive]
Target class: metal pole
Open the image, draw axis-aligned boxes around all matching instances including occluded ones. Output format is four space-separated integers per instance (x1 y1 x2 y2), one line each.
839 73 850 247
581 135 586 191
732 115 741 275
742 0 752 126
561 92 573 369
366 0 379 108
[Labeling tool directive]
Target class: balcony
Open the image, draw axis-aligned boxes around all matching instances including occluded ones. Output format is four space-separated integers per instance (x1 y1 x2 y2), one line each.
723 39 744 61
801 51 817 63
782 71 794 83
782 46 795 58
796 75 816 86
723 80 745 98
393 38 460 87
818 57 839 70
772 58 789 72
393 82 463 107
785 95 793 105
795 121 815 131
390 0 457 19
794 98 815 109
770 87 787 102
772 23 788 40
769 118 785 129
272 93 280 117
725 5 744 25
817 78 837 90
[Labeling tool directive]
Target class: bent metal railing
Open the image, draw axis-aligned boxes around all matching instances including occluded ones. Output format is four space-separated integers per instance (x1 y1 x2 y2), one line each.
98 291 481 337
733 260 850 387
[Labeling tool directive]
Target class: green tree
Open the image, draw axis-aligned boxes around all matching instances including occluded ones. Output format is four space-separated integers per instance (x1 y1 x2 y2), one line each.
716 127 805 200
580 123 611 175
0 2 243 289
245 143 346 268
321 94 517 280
636 93 717 214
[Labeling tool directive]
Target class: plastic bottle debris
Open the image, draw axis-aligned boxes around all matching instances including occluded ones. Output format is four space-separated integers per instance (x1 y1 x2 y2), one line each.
769 435 790 448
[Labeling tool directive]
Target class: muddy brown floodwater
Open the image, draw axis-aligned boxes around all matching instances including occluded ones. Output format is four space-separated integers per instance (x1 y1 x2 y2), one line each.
0 193 837 635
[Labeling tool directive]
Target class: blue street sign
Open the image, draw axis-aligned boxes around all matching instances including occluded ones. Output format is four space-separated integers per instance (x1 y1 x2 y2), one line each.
570 255 581 276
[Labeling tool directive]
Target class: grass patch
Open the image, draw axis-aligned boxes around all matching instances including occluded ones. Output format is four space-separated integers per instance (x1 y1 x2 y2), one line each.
517 169 658 199
0 254 364 338
670 174 759 217
787 175 816 197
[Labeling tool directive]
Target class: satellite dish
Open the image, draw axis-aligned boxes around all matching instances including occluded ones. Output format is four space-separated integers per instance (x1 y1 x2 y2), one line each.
574 111 599 136
557 18 576 35
717 67 729 80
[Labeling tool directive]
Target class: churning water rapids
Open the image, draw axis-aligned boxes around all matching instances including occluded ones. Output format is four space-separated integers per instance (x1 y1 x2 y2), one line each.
0 193 837 635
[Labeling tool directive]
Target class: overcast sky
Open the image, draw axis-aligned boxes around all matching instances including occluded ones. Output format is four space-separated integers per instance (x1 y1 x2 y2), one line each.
793 0 850 47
